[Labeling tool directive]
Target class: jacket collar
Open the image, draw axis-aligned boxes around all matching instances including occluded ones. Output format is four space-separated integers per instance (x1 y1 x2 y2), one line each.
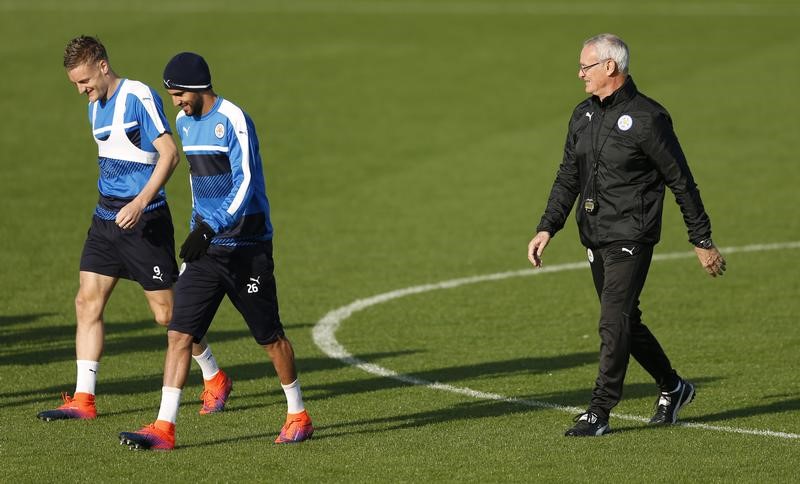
592 75 637 109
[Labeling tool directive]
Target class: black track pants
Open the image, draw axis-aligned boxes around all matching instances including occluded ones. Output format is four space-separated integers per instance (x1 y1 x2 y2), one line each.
586 241 680 420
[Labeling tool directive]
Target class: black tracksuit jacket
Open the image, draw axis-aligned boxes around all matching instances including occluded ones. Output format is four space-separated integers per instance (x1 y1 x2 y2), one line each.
536 76 712 249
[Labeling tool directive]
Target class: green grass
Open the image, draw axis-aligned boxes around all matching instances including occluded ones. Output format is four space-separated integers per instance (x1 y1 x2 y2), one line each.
2 0 799 481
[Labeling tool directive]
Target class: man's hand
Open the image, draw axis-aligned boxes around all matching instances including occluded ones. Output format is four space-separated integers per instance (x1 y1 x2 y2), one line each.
695 246 726 277
180 222 215 262
115 199 147 230
527 231 551 268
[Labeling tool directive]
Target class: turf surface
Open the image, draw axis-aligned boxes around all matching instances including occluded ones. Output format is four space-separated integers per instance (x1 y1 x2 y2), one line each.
1 0 799 481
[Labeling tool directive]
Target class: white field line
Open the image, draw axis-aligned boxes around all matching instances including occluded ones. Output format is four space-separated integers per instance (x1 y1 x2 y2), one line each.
313 241 800 440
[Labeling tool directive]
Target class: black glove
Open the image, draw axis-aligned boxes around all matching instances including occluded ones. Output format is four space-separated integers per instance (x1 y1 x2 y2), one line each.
180 222 215 262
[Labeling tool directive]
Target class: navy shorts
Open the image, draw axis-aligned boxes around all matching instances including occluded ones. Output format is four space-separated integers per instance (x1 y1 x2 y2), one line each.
79 205 178 291
169 240 285 345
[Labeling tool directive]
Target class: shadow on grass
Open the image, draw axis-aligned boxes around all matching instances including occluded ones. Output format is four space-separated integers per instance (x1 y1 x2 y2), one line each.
691 396 800 423
244 352 719 409
299 351 599 401
0 351 418 410
0 313 61 344
310 399 545 441
308 376 723 441
0 322 253 366
177 432 276 450
0 319 160 351
0 313 58 326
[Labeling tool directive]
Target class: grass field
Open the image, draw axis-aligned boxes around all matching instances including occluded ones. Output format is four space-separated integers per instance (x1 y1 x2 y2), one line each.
1 0 799 481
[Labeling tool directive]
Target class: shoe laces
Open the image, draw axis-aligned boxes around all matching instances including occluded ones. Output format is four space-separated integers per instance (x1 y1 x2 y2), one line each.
200 387 222 404
59 392 87 409
282 412 311 432
141 422 173 436
284 414 304 427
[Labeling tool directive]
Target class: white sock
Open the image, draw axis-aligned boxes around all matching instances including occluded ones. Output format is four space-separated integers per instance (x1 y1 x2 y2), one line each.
192 346 220 380
75 360 99 395
281 379 305 414
156 386 182 424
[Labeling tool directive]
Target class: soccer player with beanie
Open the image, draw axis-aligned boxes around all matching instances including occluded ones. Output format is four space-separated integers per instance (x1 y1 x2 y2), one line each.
119 52 312 450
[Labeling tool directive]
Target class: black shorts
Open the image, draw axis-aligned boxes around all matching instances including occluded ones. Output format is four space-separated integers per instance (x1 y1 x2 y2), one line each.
79 205 178 291
169 241 285 345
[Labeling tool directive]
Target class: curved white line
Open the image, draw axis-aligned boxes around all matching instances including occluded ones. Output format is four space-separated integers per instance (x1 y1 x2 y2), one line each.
313 241 800 439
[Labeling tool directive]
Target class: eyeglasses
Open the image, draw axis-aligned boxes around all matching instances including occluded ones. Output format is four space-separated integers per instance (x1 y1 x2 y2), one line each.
579 59 610 75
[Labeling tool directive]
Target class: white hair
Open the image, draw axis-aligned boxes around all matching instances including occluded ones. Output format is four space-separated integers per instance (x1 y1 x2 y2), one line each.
584 33 629 74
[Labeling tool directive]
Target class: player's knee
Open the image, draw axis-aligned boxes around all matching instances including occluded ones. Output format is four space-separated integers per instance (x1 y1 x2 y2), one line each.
74 291 100 317
153 307 172 327
167 330 194 349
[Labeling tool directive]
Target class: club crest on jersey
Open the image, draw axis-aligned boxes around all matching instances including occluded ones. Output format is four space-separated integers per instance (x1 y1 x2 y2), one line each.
214 123 225 139
617 114 633 131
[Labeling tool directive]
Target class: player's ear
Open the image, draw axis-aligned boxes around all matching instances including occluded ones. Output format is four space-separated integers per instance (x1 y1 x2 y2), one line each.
605 59 617 76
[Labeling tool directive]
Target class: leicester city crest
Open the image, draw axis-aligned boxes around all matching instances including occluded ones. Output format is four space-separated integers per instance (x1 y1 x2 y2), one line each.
617 114 633 131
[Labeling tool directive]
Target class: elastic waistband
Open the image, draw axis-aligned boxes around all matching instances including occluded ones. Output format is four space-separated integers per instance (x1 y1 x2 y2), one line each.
94 198 167 220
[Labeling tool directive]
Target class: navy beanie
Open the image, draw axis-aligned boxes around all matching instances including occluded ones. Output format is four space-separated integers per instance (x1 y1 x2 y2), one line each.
163 52 212 91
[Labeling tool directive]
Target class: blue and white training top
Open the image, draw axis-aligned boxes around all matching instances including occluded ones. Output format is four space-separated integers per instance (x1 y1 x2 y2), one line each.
88 79 172 220
176 96 273 247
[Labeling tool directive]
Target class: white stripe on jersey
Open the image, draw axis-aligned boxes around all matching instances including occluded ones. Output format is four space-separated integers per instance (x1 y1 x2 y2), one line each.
125 80 168 134
217 99 252 217
93 120 138 136
183 145 230 153
91 79 161 165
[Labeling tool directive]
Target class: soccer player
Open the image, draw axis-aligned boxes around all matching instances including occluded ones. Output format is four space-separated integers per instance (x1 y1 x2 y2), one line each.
37 36 232 422
119 52 313 450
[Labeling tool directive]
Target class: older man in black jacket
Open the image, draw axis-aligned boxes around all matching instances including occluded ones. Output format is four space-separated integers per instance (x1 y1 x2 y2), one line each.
527 33 726 437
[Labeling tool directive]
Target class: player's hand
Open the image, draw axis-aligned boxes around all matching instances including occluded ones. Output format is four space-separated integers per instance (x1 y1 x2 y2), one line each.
527 231 551 268
115 199 146 230
695 246 726 277
180 222 215 262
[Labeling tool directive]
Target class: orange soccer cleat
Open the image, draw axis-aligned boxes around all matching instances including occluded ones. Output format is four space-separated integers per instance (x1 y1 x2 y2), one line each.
274 409 314 444
119 420 176 450
199 369 233 415
37 392 97 421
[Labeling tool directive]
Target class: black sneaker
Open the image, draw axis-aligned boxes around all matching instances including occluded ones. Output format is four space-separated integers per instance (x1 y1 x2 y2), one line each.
649 380 695 425
564 411 610 437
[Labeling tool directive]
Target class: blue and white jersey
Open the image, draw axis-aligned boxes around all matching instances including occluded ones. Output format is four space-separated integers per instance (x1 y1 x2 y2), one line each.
176 96 273 247
88 79 172 220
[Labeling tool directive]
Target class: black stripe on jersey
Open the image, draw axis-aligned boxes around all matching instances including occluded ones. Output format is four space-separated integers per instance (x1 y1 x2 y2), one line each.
234 212 268 238
126 127 142 148
186 153 232 176
197 212 268 241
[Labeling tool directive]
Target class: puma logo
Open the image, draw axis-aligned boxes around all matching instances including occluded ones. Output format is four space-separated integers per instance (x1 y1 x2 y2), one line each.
621 247 635 255
585 112 593 121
